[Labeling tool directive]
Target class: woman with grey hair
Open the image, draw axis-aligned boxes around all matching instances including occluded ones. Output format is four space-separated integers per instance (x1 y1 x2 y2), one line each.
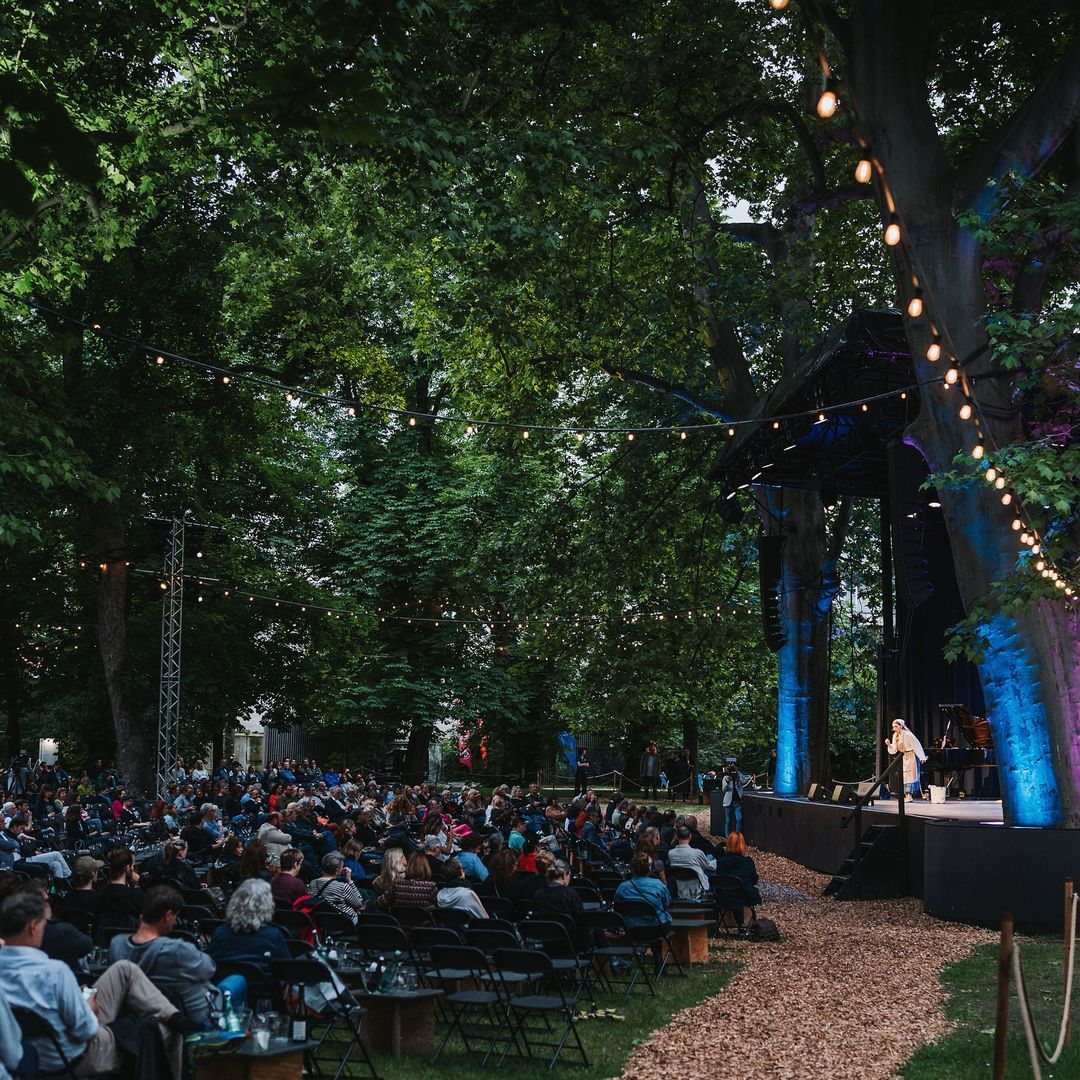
207 879 289 976
309 851 367 923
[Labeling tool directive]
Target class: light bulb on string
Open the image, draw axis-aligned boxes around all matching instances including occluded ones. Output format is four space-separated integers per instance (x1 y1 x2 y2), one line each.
854 157 873 184
861 403 868 412
994 477 1005 490
907 294 924 318
221 375 230 385
1001 493 1012 505
985 468 996 482
347 406 355 417
627 432 634 441
680 431 687 440
728 427 735 437
959 403 973 420
155 355 165 365
768 0 789 8
884 219 901 246
944 367 959 385
816 84 838 119
1011 519 1023 531
408 416 417 427
972 444 985 459
465 425 474 435
926 340 942 362
522 430 530 439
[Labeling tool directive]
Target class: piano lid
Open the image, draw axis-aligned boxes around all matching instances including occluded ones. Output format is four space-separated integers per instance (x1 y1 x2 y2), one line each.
940 703 994 751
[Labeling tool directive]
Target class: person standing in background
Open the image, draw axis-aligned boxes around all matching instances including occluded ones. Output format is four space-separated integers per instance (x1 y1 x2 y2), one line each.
574 748 590 796
639 741 661 800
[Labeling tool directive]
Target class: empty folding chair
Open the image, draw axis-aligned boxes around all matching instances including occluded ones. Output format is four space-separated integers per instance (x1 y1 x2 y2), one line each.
580 909 655 999
517 919 594 1003
273 908 316 940
311 909 358 944
427 944 519 1066
492 949 589 1070
269 957 378 1080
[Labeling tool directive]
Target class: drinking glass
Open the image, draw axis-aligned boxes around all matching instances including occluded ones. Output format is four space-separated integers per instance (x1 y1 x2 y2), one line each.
251 1017 271 1051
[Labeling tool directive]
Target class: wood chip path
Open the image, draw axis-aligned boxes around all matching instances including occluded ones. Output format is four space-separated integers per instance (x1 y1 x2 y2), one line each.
621 848 997 1080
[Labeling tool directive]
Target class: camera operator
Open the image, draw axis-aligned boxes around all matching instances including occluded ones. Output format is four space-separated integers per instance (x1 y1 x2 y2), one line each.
721 759 753 836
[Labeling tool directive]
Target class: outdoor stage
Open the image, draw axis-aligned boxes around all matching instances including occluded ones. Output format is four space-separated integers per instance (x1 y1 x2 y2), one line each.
723 791 1080 930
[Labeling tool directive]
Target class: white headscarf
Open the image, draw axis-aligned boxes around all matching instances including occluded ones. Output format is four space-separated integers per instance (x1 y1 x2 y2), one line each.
892 719 926 761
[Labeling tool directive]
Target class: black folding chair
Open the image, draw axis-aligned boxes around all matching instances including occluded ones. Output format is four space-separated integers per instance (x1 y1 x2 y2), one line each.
483 895 517 921
434 907 473 930
517 919 595 1003
12 1005 79 1078
580 909 654 998
613 899 683 979
355 912 400 929
711 874 759 934
93 914 137 947
492 949 589 1070
427 944 520 1066
213 959 278 1009
286 937 316 957
311 909 358 943
273 909 316 939
269 958 378 1080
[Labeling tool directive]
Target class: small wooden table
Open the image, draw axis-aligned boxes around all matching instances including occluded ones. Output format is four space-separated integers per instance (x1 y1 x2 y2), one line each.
350 989 444 1059
192 1039 318 1080
669 918 714 965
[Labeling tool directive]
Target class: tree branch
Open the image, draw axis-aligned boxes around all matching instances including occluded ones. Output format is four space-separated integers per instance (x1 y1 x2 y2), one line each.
956 36 1080 214
600 364 733 421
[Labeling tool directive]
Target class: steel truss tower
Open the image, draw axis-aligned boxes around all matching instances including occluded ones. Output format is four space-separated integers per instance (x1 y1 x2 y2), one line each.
156 517 184 796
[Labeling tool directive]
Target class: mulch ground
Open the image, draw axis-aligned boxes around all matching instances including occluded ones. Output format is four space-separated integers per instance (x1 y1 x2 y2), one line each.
620 847 997 1080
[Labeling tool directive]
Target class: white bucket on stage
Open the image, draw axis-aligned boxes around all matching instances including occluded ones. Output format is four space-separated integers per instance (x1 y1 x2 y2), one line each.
929 785 947 804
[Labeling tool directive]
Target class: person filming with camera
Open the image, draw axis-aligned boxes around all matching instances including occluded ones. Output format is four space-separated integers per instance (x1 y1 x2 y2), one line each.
720 758 752 836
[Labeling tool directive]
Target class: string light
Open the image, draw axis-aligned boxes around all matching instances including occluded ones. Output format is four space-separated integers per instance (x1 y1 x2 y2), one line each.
972 444 985 459
768 0 789 9
155 355 165 365
522 430 530 439
816 85 839 119
907 294 924 318
884 219 901 246
854 157 873 184
944 367 959 385
926 340 942 362
221 375 230 385
985 468 997 482
959 403 973 420
408 416 417 426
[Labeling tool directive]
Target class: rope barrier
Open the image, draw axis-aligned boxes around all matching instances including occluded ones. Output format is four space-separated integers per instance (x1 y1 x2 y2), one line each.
1011 891 1078 1077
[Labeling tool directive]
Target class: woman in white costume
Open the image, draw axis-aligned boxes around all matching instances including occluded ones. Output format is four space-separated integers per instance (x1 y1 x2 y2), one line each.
886 718 927 801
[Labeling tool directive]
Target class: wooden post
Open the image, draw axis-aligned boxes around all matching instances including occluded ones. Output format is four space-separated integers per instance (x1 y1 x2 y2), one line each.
992 912 1014 1080
1066 878 1074 1048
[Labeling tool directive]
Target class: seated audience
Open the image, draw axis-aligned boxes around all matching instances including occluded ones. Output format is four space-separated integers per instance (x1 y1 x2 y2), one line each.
308 851 367 922
389 851 439 916
98 847 144 918
370 847 407 909
270 848 308 907
109 884 235 1024
159 838 202 893
0 889 194 1079
435 859 488 919
62 855 106 920
665 825 715 899
713 831 761 932
207 879 290 976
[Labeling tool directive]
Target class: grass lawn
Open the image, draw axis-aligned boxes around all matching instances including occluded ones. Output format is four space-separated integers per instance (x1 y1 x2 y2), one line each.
353 963 734 1080
902 939 1079 1079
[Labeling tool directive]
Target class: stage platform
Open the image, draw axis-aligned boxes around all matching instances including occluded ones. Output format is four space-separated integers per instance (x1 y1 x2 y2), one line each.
723 791 1080 930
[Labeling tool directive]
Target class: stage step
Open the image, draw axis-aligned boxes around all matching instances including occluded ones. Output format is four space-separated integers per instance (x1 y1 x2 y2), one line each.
824 823 903 900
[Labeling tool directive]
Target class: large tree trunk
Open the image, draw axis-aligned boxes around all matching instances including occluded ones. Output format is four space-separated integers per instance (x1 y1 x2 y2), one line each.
92 506 154 798
0 615 21 761
768 488 831 794
847 1 1080 825
403 720 432 784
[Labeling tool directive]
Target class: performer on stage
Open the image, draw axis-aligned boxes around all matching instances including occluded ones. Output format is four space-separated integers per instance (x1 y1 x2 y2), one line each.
886 718 927 801
640 741 661 800
574 748 590 796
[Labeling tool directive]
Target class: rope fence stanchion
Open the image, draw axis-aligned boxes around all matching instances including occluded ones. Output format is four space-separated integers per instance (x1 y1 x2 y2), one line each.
993 912 1014 1080
995 883 1079 1080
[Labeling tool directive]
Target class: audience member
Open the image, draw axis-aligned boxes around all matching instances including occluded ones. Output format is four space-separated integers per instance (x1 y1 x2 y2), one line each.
207 879 290 977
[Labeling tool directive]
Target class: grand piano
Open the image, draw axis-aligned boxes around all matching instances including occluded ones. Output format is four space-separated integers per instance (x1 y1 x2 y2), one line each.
922 704 999 798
